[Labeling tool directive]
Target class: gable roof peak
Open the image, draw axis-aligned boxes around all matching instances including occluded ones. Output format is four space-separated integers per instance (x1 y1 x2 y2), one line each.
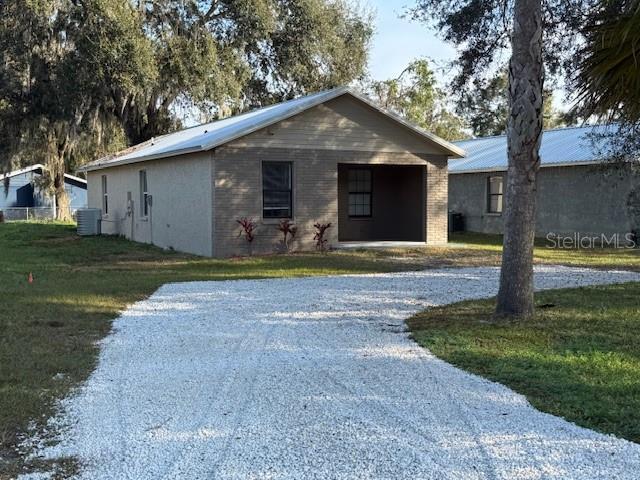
81 87 464 172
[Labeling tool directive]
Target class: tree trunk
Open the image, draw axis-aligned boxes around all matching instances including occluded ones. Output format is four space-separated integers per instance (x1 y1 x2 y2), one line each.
48 130 72 222
495 0 544 318
54 170 71 221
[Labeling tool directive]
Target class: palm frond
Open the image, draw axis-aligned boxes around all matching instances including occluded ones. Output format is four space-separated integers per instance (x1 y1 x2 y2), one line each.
575 0 640 122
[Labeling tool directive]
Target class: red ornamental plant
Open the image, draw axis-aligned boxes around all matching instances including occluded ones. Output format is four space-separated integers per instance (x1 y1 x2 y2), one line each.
236 217 257 243
313 222 332 251
277 219 297 252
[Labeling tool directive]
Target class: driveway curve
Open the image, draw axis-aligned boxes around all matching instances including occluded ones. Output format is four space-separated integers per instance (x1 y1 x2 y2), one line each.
27 266 640 479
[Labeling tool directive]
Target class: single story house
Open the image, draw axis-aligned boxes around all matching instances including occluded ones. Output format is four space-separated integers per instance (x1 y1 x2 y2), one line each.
80 87 464 257
1 164 87 219
449 125 640 238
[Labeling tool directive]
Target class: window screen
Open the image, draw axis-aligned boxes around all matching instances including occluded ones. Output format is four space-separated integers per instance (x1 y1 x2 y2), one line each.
348 168 372 217
262 162 292 218
487 176 503 214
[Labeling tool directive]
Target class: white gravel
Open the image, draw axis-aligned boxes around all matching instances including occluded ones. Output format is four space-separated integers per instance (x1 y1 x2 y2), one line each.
23 266 640 479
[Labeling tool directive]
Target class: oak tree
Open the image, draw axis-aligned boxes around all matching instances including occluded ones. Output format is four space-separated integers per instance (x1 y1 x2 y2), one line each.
0 0 373 218
367 59 467 141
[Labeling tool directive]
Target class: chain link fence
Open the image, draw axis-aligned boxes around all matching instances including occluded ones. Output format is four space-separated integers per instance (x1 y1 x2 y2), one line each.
0 207 78 222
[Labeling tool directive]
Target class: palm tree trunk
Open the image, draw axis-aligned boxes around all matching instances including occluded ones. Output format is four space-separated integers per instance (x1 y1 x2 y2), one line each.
495 0 544 318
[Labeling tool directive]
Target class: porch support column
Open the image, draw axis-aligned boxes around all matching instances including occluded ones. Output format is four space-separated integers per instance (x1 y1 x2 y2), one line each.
425 158 449 244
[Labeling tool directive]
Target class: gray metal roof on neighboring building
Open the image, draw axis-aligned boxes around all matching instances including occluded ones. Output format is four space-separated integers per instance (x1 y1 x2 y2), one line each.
1 164 87 187
81 87 465 172
449 125 616 174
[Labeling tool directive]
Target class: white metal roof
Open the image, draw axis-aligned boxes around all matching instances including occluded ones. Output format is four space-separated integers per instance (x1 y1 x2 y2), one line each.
1 164 87 185
81 87 465 172
449 125 616 174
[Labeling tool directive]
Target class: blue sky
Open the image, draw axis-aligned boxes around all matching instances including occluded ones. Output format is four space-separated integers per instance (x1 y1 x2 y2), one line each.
365 1 455 82
365 1 568 109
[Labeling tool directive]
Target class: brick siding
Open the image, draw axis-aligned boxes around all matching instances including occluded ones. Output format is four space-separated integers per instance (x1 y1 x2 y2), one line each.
213 146 448 257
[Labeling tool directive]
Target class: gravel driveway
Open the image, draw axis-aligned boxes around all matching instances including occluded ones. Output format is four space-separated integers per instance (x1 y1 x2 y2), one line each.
25 266 640 479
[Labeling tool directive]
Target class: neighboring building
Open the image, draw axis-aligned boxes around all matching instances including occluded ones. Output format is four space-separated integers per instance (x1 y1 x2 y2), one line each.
0 164 87 219
449 125 640 238
81 87 464 257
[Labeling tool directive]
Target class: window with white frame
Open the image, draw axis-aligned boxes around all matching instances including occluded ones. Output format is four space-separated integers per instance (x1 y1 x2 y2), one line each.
487 176 503 214
348 168 372 217
262 161 292 218
139 170 149 217
101 175 108 215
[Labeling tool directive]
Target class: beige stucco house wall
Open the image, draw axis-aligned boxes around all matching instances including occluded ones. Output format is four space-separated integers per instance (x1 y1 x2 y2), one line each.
84 90 461 257
87 152 213 256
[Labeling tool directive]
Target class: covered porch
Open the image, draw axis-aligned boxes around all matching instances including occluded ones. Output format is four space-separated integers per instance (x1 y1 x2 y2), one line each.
337 164 426 242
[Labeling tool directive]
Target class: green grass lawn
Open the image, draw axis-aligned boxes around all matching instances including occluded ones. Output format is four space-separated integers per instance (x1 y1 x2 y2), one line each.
449 232 640 270
1 223 638 475
408 282 640 443
352 232 640 271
